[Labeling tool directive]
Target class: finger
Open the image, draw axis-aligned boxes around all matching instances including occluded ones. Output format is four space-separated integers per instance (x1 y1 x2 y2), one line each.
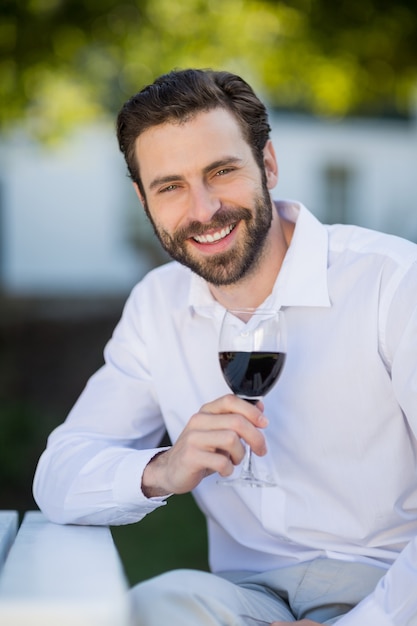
195 448 237 478
200 394 268 428
171 444 240 485
186 425 265 463
187 414 267 457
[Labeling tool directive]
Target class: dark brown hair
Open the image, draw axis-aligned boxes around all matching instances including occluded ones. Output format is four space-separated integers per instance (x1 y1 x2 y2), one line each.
116 68 271 195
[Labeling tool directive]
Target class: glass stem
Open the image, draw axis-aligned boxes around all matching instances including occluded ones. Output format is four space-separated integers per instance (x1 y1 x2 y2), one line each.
241 444 253 477
240 397 258 479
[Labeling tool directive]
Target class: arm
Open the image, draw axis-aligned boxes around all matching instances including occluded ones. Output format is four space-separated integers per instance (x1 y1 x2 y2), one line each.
33 284 171 526
34 384 267 525
33 281 268 524
333 265 417 626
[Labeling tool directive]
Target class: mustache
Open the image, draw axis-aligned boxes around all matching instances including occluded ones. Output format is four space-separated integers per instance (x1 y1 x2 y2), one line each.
174 207 252 242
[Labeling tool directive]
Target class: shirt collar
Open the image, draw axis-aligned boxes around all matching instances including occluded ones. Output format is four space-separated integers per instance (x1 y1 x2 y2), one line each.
189 200 331 314
270 201 331 308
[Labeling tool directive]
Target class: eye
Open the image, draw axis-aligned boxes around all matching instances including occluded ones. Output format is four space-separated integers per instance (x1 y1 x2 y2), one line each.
160 183 178 193
215 168 233 177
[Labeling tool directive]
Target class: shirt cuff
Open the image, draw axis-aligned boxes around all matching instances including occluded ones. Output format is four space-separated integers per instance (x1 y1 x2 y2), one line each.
113 448 172 511
336 594 393 626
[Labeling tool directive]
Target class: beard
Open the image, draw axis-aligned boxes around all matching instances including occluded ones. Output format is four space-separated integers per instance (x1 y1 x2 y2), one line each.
144 182 273 286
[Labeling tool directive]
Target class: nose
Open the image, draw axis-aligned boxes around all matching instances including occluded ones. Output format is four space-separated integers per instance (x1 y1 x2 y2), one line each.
187 182 221 223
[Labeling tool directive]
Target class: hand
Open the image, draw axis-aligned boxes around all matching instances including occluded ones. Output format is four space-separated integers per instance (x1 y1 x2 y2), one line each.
142 394 268 497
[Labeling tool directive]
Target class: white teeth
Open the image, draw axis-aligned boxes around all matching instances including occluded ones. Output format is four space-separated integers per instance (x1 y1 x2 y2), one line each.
194 224 234 244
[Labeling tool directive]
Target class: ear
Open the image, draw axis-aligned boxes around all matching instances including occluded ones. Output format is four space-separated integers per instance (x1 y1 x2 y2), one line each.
263 140 278 190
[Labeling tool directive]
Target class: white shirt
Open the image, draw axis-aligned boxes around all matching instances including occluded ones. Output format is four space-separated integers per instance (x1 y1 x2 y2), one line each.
34 201 417 626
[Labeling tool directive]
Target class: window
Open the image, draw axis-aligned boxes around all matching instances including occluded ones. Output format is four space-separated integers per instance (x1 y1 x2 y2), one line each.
322 164 354 224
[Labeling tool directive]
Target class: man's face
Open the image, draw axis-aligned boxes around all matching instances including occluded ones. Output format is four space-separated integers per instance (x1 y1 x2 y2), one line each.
134 108 277 286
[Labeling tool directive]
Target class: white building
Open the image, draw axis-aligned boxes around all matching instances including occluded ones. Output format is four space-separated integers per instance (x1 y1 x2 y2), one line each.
271 113 417 240
0 125 146 297
1 112 416 298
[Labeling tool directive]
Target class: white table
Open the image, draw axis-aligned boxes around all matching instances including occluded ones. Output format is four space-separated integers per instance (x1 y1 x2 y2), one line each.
0 511 18 569
0 511 132 625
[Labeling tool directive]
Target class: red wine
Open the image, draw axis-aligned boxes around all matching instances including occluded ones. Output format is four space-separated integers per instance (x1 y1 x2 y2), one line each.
219 351 285 399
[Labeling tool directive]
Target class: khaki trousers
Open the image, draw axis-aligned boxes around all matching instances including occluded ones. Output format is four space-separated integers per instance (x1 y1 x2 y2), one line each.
130 557 385 625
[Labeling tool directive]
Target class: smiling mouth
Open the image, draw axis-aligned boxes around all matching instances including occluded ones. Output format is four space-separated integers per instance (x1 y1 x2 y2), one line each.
192 223 236 244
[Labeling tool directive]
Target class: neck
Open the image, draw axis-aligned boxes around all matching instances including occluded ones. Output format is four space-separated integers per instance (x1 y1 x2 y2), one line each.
209 209 294 309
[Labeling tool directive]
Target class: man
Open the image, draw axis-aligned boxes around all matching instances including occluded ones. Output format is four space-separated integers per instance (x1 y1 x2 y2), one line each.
33 69 417 625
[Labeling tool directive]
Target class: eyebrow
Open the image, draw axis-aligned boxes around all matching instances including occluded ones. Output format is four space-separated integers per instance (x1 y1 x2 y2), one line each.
149 174 185 191
148 156 244 191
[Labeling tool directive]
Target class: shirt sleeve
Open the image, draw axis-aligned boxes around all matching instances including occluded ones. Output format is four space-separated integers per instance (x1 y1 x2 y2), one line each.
33 283 171 526
335 540 417 626
337 263 417 626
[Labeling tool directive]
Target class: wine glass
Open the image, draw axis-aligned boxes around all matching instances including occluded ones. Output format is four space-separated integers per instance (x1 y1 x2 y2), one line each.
218 308 286 487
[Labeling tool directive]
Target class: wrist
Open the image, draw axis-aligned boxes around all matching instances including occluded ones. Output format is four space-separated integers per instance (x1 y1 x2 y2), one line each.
141 450 172 498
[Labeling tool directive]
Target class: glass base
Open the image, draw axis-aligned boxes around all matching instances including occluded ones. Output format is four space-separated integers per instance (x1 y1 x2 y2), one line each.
217 472 276 488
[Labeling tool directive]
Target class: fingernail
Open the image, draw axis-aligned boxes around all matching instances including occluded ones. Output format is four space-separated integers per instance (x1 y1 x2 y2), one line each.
258 414 269 427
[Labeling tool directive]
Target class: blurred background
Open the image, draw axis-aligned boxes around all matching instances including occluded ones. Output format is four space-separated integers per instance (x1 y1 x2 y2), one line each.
1 0 417 585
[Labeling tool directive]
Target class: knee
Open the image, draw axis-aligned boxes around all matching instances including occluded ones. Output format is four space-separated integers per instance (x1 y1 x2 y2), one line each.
137 568 189 589
135 568 211 596
129 569 231 625
130 570 211 620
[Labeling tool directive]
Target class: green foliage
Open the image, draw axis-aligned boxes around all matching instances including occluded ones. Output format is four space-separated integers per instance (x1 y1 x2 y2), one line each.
0 402 38 487
1 0 417 141
112 492 209 585
0 401 56 509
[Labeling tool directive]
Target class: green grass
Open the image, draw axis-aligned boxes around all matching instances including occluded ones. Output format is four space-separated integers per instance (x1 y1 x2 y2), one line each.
111 492 209 587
